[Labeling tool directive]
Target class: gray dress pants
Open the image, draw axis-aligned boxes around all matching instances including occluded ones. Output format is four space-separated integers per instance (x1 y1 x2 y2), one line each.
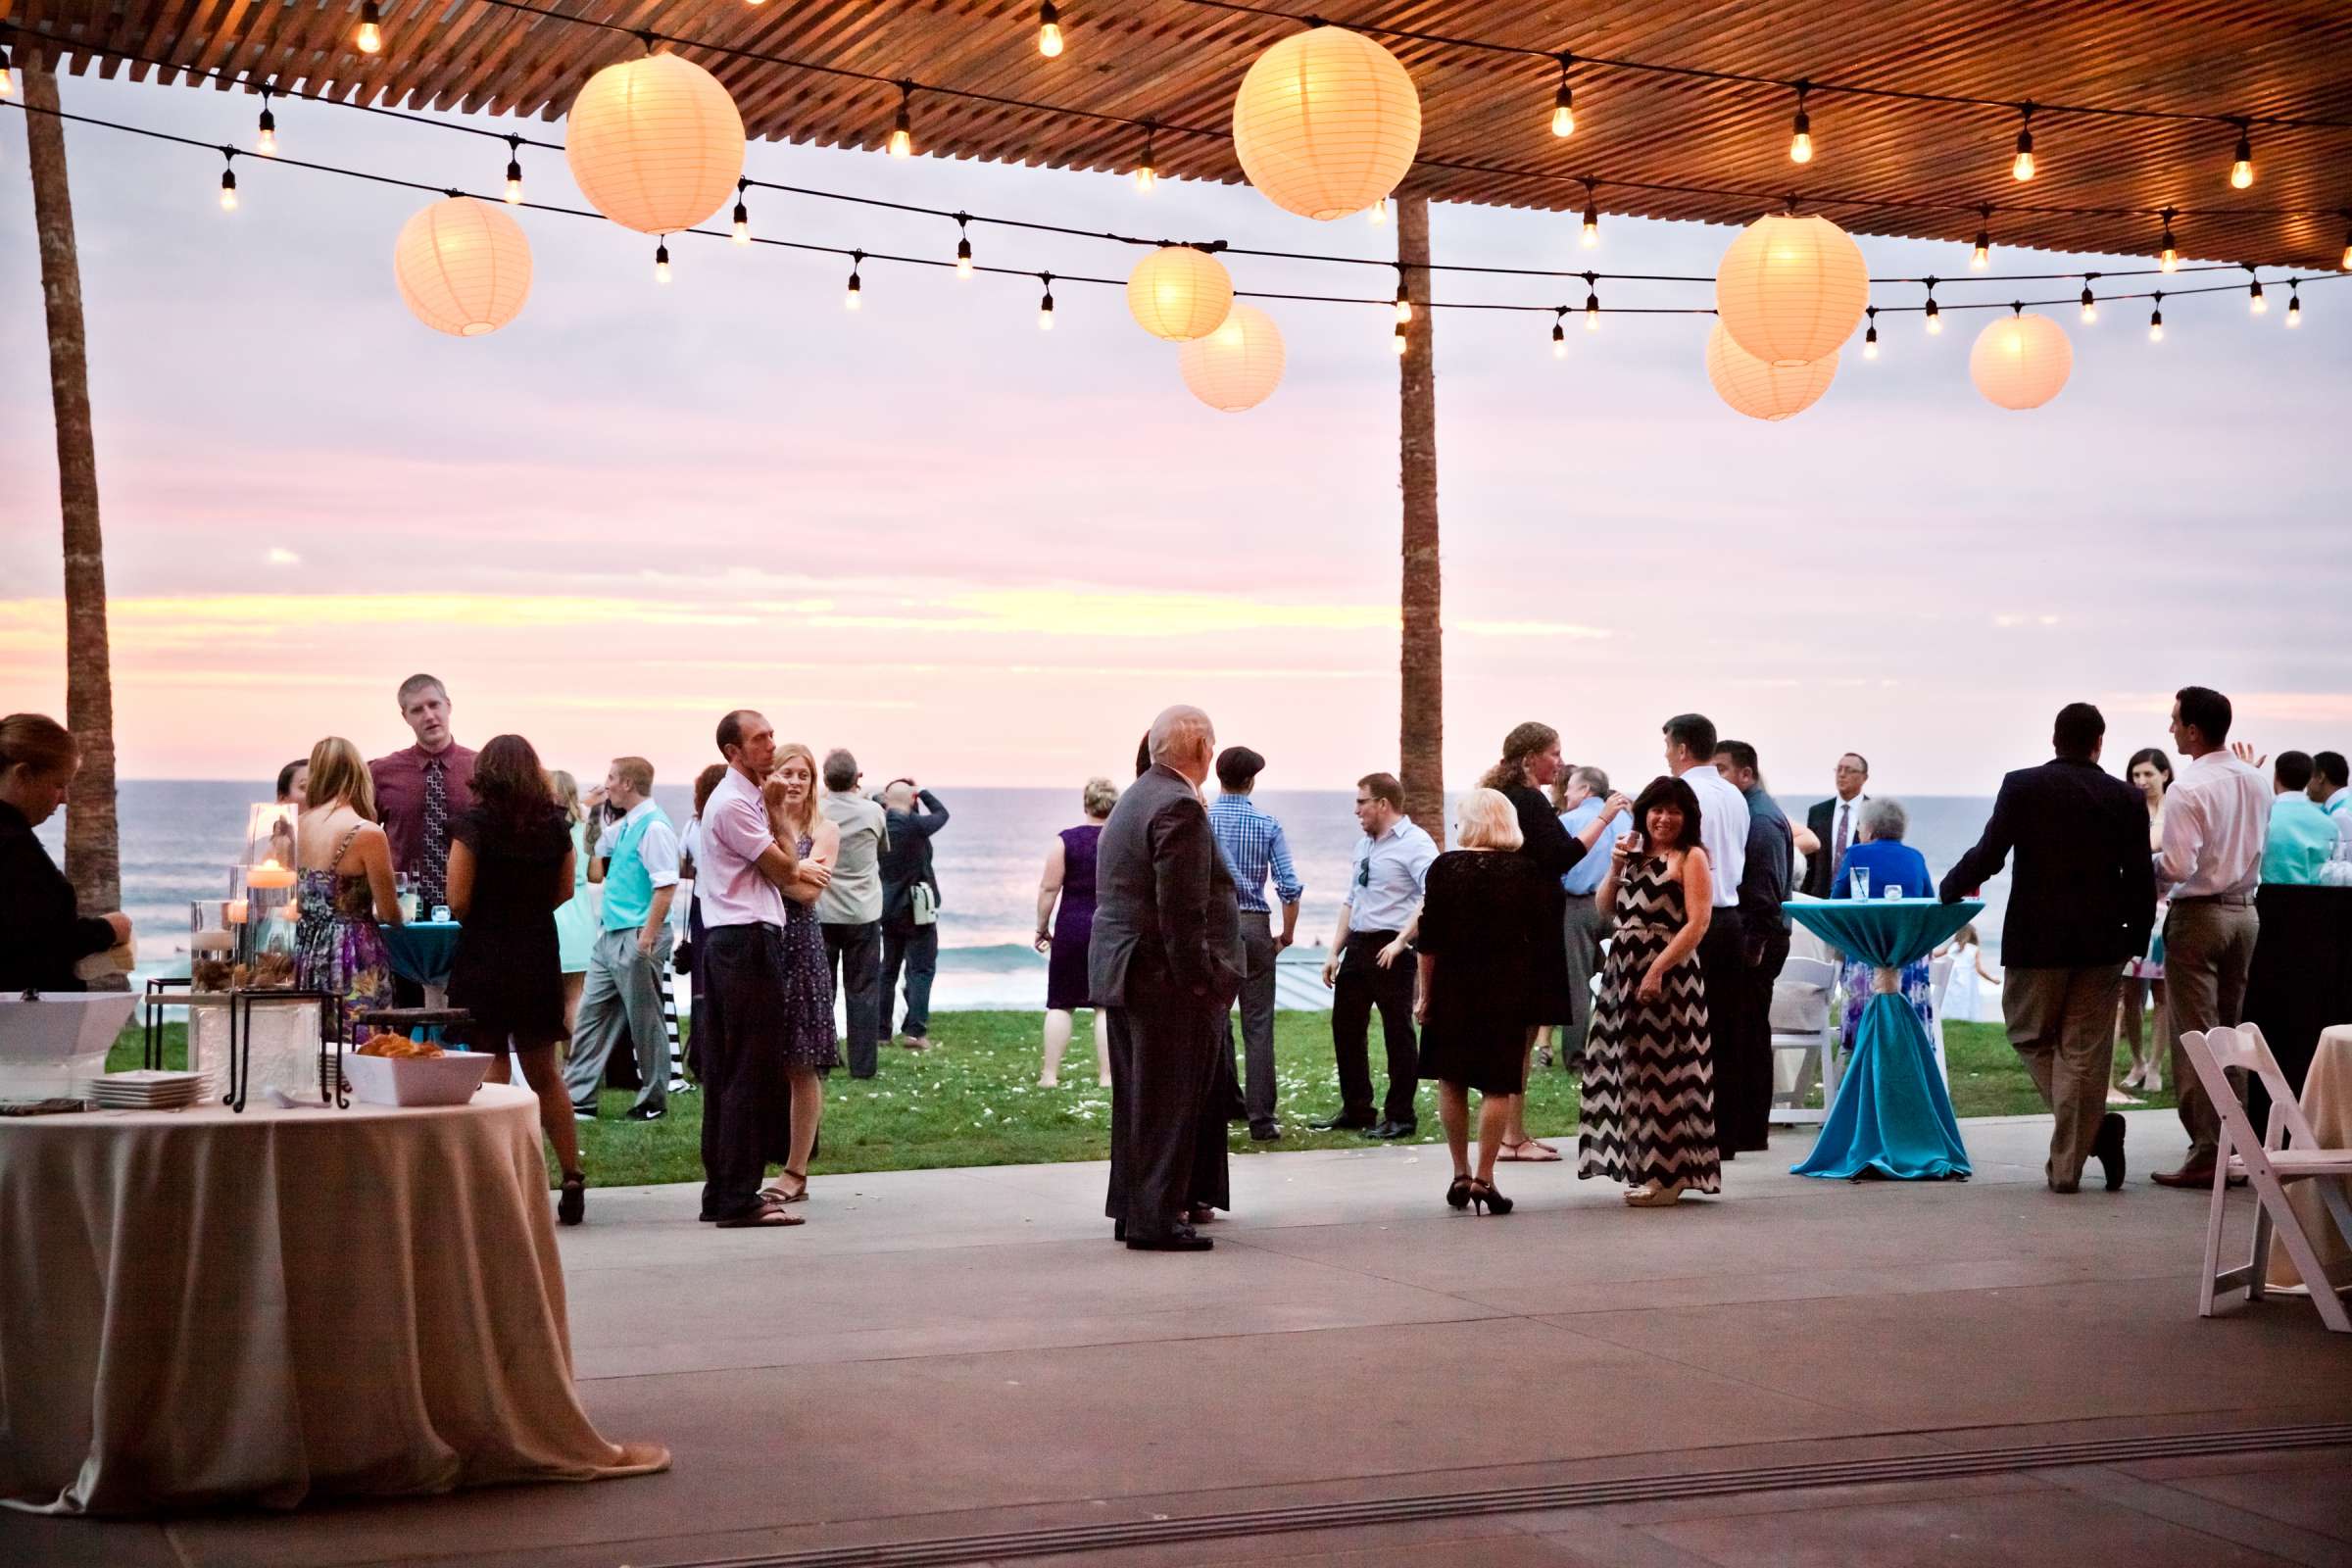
564 926 674 1116
1224 912 1280 1125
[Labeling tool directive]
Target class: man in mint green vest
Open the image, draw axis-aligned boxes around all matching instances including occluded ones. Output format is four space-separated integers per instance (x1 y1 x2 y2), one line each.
564 756 682 1121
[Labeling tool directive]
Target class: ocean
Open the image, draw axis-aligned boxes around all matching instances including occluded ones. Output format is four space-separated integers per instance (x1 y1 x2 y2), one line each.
40 781 2015 1014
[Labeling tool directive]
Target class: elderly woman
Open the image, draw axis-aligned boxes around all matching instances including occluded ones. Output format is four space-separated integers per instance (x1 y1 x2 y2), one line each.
1413 788 1553 1214
1829 797 1938 1042
1036 775 1119 1086
0 713 132 992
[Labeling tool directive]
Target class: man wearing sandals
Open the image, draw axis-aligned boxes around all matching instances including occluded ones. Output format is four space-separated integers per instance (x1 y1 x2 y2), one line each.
695 710 825 1229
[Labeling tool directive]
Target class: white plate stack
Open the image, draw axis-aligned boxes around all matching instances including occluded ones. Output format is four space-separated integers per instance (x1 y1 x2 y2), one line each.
88 1069 209 1110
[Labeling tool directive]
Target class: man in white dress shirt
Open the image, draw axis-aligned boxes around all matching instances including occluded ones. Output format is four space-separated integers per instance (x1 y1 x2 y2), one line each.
2148 685 2273 1190
1664 714 1762 1156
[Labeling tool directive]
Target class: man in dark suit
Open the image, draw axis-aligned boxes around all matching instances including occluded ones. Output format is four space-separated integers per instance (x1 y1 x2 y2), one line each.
1801 753 1871 898
1940 703 2155 1193
1090 706 1243 1251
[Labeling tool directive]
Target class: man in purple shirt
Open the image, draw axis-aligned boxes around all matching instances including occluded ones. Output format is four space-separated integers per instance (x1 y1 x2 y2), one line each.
368 673 476 916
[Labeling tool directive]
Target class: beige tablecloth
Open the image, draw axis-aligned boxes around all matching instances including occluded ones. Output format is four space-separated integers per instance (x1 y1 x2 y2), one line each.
0 1084 664 1515
2266 1023 2352 1295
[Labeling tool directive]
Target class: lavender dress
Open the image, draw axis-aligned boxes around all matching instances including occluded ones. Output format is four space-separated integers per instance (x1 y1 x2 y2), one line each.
295 824 395 1038
1046 824 1101 1012
781 833 841 1072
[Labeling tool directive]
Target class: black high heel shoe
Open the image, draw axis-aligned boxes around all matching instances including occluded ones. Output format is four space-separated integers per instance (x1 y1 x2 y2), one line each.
1466 1178 1513 1216
1446 1174 1473 1210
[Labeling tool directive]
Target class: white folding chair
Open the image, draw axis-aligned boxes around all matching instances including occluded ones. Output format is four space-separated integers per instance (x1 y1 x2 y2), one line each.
2179 1024 2352 1333
1768 956 1840 1124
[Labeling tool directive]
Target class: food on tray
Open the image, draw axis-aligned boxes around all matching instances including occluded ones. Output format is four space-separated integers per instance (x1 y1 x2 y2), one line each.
355 1033 446 1059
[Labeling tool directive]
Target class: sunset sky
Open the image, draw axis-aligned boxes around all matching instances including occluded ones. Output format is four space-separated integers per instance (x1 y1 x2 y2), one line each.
3 72 2347 796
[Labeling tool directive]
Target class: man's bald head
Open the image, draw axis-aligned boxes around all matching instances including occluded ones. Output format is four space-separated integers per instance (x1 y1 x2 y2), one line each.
1148 705 1216 785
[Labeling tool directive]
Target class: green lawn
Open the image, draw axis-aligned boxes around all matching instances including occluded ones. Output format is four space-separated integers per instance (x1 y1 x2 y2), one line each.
115 1011 2175 1189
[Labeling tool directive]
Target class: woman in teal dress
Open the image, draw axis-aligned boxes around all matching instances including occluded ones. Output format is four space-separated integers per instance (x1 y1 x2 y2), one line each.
1830 799 1937 1043
550 770 596 1041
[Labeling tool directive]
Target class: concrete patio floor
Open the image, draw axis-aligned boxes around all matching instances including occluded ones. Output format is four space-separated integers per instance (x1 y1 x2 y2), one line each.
9 1108 2350 1567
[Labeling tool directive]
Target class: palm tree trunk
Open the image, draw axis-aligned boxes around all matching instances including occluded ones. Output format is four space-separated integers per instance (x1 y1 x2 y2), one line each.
24 56 126 982
1396 194 1444 847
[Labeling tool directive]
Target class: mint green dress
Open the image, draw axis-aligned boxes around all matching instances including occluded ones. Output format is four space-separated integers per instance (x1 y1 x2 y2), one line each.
553 818 596 973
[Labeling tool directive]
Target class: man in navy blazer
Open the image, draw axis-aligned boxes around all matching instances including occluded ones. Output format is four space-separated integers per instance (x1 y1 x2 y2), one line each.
1941 703 2156 1193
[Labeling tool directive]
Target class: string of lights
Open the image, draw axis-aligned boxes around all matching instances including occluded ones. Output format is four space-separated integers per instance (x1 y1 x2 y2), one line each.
8 96 2341 342
27 5 2333 247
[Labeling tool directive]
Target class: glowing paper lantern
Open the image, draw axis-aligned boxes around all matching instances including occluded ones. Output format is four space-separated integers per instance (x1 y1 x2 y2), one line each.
393 198 532 336
1231 25 1420 220
1178 304 1286 411
1969 312 2073 409
1126 246 1235 341
1714 212 1870 368
564 52 745 235
1705 322 1837 421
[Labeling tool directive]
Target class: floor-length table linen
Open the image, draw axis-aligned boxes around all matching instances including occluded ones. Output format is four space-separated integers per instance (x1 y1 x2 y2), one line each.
0 1084 663 1515
1787 898 1978 1182
2265 1023 2352 1297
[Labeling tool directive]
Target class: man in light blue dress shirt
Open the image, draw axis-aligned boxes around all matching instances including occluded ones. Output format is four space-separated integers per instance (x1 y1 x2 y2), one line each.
1552 764 1628 1071
1208 747 1304 1141
1311 772 1437 1138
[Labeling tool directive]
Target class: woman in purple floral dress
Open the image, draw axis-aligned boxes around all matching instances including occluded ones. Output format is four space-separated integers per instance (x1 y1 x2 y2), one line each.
292 737 400 1040
758 742 842 1208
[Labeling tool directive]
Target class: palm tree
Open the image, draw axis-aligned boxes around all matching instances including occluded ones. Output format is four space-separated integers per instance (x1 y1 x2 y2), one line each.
24 55 125 981
1395 194 1444 846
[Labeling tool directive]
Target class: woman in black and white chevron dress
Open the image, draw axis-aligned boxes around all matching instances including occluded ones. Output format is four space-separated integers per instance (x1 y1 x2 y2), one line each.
1579 773 1721 1207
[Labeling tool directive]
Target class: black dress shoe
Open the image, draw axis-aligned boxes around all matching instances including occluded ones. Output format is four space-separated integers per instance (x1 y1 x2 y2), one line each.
1367 1119 1418 1140
2093 1112 2127 1191
1250 1120 1281 1142
1308 1111 1377 1132
1126 1227 1213 1251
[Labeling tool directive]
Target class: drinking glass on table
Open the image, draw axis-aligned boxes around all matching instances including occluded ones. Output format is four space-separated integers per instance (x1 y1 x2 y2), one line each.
1848 865 1871 899
1881 884 1903 900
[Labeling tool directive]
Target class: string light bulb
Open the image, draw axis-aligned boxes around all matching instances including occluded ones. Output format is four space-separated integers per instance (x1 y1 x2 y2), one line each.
731 181 751 243
845 252 863 310
1923 278 1942 334
1368 196 1387 225
654 238 671 283
2158 208 2179 273
887 82 913 159
1550 54 1574 138
1 45 14 99
357 1 382 55
1584 276 1600 331
218 154 238 212
2011 104 2035 181
1971 207 1990 270
1789 83 1813 164
256 89 276 156
1038 272 1054 330
504 137 523 203
2340 216 2352 271
1134 122 1157 193
1037 1 1063 59
1552 309 1567 359
955 216 973 278
2079 282 2097 323
2286 282 2301 327
1393 269 1412 324
1393 320 1408 356
2229 122 2254 189
1580 180 1599 248
1863 305 1879 360
2148 293 2164 342
2247 270 2266 315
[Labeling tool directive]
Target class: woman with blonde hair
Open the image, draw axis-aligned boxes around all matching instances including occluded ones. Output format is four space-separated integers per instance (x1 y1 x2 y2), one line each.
1036 775 1118 1086
550 769 597 1041
293 736 401 1039
758 742 843 1207
1413 788 1551 1214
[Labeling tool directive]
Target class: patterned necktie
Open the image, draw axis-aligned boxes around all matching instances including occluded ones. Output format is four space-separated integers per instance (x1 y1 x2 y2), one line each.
420 758 449 910
1835 802 1852 863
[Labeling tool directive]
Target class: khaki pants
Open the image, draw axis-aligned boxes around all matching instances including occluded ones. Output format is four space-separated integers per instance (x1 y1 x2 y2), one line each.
2002 965 2123 1190
2164 898 2259 1162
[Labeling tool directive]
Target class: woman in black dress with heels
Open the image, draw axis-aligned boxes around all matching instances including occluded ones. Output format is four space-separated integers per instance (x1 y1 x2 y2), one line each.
1476 721 1631 1161
446 733 585 1223
1413 788 1555 1214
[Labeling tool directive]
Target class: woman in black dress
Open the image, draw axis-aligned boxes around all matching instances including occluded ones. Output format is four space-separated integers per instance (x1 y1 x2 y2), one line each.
1413 788 1554 1214
0 713 130 992
446 733 585 1224
1476 721 1631 1161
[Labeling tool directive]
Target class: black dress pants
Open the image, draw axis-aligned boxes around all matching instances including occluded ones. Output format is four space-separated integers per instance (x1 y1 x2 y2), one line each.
1332 930 1418 1124
1104 968 1221 1241
697 922 789 1222
1698 909 1767 1155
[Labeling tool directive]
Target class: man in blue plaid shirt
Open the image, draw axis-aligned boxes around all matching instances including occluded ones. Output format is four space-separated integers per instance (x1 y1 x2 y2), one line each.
1207 747 1303 1141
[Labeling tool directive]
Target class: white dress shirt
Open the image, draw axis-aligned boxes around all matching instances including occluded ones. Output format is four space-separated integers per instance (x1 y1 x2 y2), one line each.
2155 749 2270 898
697 766 789 929
1347 818 1437 932
1677 762 1748 908
2329 786 2352 854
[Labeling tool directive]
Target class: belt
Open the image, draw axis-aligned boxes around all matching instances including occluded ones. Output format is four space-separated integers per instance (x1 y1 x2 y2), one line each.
1348 928 1401 943
2173 891 2255 906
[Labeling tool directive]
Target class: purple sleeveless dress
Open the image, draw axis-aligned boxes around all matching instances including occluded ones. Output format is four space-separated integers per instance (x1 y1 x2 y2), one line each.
1046 824 1101 1012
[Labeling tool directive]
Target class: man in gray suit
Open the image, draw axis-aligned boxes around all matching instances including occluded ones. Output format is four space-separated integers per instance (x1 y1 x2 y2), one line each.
1089 706 1243 1251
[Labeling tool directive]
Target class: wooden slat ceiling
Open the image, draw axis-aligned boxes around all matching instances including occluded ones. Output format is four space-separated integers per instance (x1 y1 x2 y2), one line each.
6 0 2350 271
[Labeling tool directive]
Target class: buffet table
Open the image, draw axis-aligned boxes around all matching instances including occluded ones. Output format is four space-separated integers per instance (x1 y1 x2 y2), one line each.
2265 1023 2352 1298
0 1084 664 1515
1787 898 1977 1182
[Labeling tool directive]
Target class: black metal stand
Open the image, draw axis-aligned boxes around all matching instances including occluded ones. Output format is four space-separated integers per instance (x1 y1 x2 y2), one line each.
141 982 343 1112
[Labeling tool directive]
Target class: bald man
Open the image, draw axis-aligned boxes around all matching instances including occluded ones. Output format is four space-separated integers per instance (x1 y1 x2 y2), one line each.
1089 706 1244 1251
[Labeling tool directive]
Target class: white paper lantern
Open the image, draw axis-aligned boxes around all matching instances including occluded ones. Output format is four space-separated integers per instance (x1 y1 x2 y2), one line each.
1127 247 1235 341
564 52 745 235
1232 26 1420 220
1969 312 2073 409
393 198 532 336
1714 212 1870 368
1705 322 1837 421
1179 304 1286 411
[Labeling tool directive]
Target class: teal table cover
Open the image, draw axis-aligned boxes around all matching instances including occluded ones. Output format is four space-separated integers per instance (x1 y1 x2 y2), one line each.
377 920 461 988
1788 898 1980 1181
